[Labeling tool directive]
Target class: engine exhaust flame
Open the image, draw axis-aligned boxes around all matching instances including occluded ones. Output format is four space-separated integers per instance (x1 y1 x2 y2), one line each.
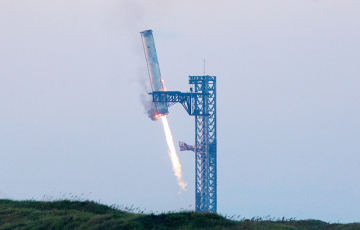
160 116 187 191
153 113 163 120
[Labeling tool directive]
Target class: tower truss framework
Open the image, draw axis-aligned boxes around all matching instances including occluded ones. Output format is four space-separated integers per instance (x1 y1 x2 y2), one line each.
190 76 216 213
150 75 217 213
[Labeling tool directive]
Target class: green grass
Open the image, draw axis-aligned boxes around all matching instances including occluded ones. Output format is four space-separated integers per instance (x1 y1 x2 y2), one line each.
0 199 359 230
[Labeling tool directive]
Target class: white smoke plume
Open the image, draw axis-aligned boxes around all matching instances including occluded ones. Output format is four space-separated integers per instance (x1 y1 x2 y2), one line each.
138 69 158 120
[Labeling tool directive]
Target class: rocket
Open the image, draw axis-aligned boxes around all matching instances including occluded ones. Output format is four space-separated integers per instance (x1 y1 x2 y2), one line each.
140 30 169 116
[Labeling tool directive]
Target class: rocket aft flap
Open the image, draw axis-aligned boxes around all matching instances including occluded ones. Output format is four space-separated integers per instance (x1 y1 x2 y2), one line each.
140 30 169 116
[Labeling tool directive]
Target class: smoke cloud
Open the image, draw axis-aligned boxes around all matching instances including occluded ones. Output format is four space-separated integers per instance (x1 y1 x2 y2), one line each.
141 94 158 121
138 69 158 120
114 1 157 120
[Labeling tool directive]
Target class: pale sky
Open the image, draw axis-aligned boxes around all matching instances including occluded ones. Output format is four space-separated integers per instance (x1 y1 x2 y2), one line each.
0 0 359 223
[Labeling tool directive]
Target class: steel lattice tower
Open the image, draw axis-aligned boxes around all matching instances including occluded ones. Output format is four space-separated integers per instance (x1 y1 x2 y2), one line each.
190 76 217 212
150 75 217 212
142 29 217 213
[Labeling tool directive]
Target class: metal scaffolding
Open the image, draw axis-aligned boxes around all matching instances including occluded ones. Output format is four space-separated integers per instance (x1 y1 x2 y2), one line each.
151 75 217 213
190 76 217 212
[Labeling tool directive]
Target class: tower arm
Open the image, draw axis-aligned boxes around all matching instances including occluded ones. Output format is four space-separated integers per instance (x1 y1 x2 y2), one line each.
149 91 210 116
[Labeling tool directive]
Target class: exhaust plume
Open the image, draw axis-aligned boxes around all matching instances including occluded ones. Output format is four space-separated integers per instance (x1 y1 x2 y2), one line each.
160 116 187 191
139 77 186 190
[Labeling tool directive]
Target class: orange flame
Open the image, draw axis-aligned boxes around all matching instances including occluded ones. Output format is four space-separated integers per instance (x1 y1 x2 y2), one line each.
160 78 167 91
153 113 163 120
160 116 187 191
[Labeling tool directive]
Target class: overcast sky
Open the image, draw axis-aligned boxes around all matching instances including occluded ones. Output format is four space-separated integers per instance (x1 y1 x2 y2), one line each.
0 0 359 223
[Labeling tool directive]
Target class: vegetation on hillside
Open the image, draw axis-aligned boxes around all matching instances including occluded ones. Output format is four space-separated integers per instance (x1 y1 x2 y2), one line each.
0 199 359 230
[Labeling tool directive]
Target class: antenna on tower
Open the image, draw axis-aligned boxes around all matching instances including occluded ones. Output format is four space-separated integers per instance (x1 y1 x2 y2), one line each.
203 60 206 75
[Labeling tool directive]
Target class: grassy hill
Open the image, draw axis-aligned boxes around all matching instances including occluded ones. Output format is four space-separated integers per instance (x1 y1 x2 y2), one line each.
0 199 359 230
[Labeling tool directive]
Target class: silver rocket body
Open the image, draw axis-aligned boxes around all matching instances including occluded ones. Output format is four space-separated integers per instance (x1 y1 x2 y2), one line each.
140 30 169 115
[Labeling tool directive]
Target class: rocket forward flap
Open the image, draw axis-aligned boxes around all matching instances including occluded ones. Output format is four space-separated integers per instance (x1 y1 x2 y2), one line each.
140 30 169 117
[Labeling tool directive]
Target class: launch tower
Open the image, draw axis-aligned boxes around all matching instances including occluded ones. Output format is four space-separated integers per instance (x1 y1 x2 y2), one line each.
191 76 217 213
141 30 217 213
151 76 217 213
